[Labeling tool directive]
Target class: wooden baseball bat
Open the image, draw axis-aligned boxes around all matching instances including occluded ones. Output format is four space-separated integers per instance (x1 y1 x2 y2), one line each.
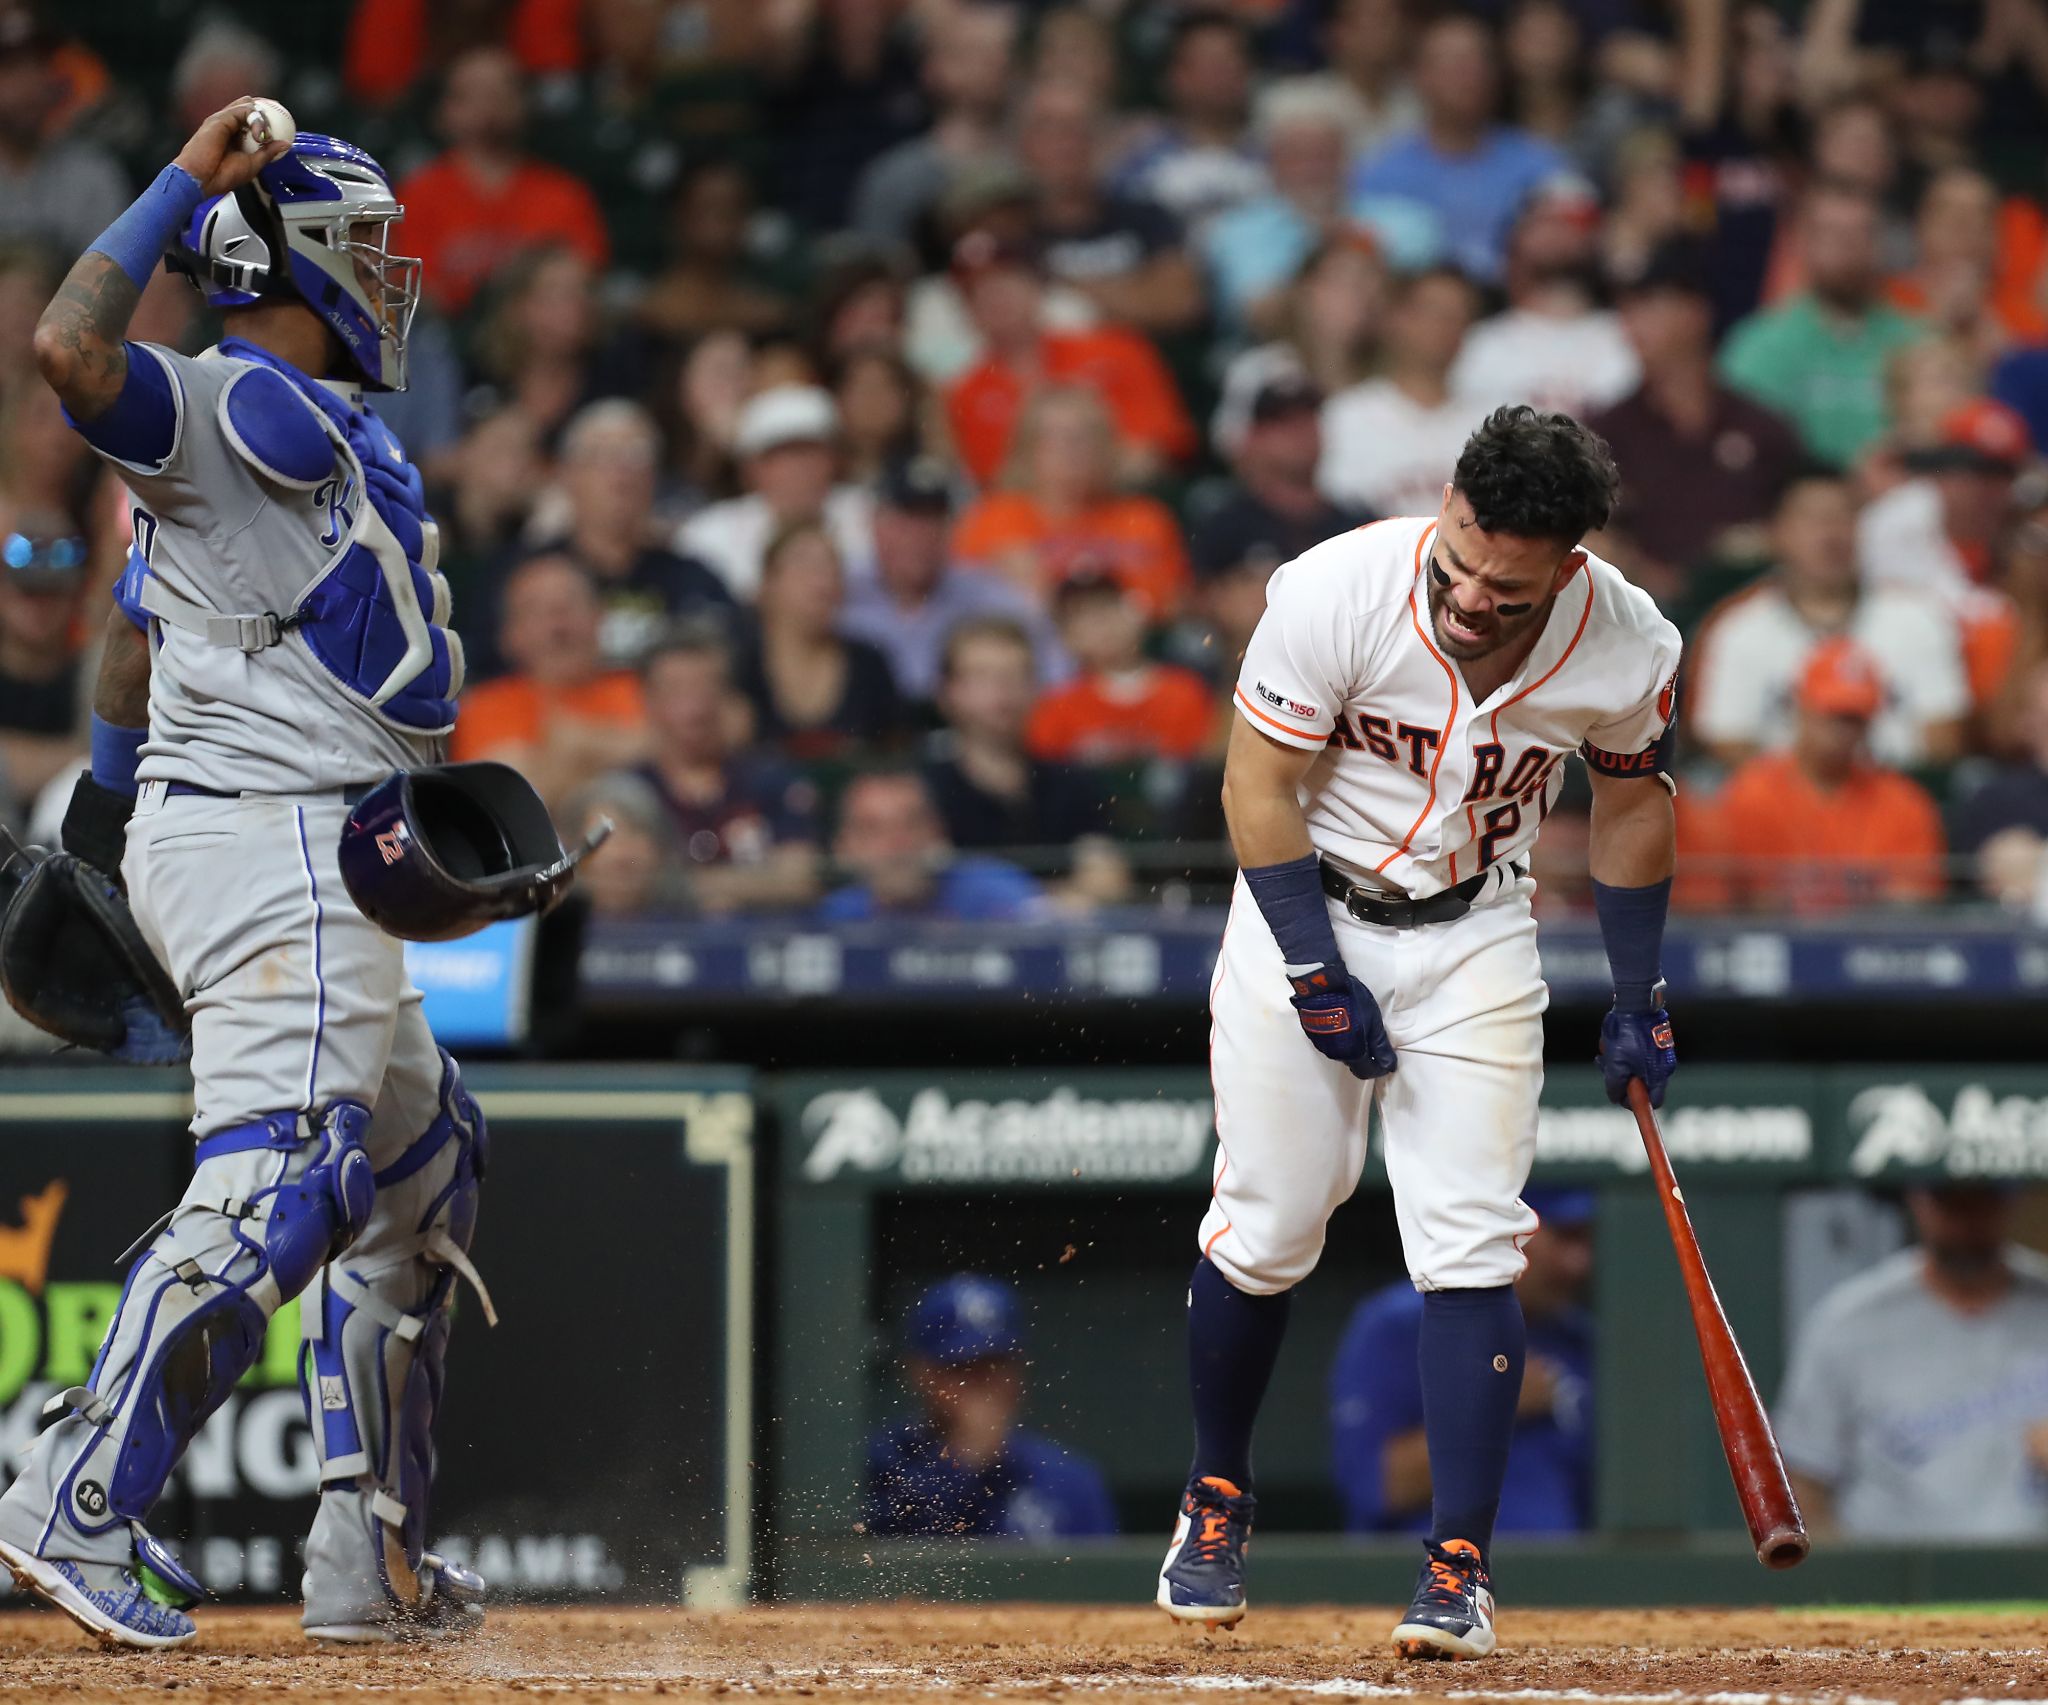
1626 1079 1810 1570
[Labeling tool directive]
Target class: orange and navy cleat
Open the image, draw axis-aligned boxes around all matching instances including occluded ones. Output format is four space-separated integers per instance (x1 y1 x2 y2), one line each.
1155 1475 1254 1630
1392 1538 1497 1659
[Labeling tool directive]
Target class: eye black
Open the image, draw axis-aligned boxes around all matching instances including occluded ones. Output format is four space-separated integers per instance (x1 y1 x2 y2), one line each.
1496 601 1533 617
1430 563 1451 588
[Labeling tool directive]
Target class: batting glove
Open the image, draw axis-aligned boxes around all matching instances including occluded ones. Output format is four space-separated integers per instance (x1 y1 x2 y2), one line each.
1599 988 1677 1108
1288 966 1396 1080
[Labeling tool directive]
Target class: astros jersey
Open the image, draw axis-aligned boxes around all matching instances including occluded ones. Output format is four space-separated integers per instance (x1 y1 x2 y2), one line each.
85 341 449 796
1233 517 1682 898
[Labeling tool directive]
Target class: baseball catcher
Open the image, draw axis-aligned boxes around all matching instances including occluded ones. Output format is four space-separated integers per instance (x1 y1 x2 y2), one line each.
0 98 586 1650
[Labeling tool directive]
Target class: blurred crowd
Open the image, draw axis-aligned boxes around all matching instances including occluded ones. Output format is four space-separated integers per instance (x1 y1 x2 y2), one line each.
10 0 2048 919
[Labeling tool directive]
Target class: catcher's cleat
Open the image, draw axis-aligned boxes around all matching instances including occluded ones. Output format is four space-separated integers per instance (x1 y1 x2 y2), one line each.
1156 1474 1255 1629
0 1537 198 1650
303 1552 486 1644
1392 1538 1496 1660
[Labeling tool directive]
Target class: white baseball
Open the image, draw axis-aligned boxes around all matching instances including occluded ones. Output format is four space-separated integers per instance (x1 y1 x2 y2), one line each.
238 98 296 155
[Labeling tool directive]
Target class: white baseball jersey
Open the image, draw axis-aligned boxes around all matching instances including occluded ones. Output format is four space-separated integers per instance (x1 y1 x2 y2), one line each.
1232 516 1683 898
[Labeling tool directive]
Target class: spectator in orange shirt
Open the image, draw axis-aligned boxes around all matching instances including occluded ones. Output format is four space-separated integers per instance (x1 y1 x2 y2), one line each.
452 554 650 814
1886 167 2048 352
396 45 610 314
1026 571 1214 763
953 387 1193 619
943 233 1196 488
347 0 581 109
1704 638 1948 915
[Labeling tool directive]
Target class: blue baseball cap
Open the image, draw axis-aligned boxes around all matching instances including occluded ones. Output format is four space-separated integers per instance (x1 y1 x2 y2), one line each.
1524 1187 1597 1229
906 1274 1025 1366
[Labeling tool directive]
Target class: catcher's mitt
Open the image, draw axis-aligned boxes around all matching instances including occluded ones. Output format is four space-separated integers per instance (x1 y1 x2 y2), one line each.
0 846 189 1061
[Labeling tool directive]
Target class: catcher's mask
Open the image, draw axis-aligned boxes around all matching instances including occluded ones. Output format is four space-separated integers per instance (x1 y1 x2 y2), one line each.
338 763 610 942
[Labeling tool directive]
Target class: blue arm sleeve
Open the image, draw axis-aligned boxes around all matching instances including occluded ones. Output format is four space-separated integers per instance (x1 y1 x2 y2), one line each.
90 714 145 795
1590 876 1671 1011
1243 854 1344 975
65 341 179 468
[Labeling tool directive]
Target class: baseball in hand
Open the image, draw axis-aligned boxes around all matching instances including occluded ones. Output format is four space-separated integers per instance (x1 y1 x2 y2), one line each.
238 98 296 154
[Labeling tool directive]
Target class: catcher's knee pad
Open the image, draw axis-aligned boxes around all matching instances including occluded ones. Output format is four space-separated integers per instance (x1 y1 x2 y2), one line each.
300 1054 493 1613
20 1102 374 1551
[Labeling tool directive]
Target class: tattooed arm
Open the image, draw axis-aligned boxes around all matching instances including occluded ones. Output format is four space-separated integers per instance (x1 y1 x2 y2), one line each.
32 255 141 421
32 97 291 422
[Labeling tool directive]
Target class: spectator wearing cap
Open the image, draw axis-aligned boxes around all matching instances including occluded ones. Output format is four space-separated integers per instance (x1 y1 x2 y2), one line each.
1857 401 2033 713
493 400 735 675
1696 638 1947 914
1186 375 1367 699
735 520 906 762
1027 572 1214 763
452 555 650 816
1775 1186 2048 1541
954 388 1193 620
1200 81 1363 339
942 234 1196 489
0 5 127 260
922 616 1109 856
849 2 1019 249
1690 469 1968 769
863 1274 1116 1540
818 769 1046 923
1320 266 1488 519
1109 12 1267 236
1330 1188 1596 1537
1718 184 1926 469
1015 79 1208 339
618 626 823 915
0 515 87 813
677 385 878 601
395 46 610 315
1347 12 1568 286
1588 243 1804 592
1450 176 1640 421
840 456 1061 707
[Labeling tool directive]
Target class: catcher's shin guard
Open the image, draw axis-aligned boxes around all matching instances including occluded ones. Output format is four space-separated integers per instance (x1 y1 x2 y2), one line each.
0 1103 373 1575
300 1052 493 1640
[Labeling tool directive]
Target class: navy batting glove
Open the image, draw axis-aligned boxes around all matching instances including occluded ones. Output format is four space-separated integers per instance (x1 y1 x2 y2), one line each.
1599 995 1676 1108
1288 967 1396 1080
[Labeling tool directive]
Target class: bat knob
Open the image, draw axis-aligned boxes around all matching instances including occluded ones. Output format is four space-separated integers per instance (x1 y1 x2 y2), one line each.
1757 1527 1810 1570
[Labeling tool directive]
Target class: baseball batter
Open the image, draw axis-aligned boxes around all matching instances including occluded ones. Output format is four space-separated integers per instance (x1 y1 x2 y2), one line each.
0 101 487 1648
1156 409 1681 1659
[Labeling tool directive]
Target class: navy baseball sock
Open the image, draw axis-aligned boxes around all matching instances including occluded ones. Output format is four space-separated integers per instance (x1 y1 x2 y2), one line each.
1418 1285 1526 1564
1186 1257 1291 1491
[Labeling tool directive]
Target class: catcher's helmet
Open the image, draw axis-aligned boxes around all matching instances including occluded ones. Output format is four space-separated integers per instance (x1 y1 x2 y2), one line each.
338 763 610 942
166 134 420 390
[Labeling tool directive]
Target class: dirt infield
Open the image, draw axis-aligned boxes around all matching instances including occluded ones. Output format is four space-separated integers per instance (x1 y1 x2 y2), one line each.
0 1604 2044 1704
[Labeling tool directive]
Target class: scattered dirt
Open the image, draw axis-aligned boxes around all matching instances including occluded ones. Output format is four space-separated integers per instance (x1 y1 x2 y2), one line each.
1 1604 2044 1704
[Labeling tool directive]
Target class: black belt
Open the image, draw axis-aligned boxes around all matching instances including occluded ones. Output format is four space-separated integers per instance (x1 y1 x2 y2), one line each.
165 781 371 805
1319 859 1514 928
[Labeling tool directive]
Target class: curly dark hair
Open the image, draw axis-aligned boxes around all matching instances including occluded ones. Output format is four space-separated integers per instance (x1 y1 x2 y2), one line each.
1451 405 1620 544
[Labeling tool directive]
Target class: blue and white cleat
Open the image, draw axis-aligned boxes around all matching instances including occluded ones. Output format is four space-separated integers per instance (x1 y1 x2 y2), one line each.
0 1536 198 1650
1392 1538 1497 1660
1155 1474 1255 1630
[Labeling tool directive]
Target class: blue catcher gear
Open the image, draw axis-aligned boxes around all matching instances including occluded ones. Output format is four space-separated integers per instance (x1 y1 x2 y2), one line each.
165 134 420 391
300 1052 494 1641
133 339 463 735
339 763 610 942
0 1101 374 1631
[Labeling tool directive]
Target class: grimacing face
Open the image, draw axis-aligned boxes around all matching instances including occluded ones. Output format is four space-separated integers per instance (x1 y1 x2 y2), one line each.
1426 488 1581 661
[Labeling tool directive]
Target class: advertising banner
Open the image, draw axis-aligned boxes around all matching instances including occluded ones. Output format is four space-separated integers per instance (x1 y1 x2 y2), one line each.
0 1069 753 1607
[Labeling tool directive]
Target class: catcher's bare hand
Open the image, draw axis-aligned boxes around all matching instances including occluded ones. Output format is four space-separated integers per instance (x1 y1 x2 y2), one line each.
173 97 291 197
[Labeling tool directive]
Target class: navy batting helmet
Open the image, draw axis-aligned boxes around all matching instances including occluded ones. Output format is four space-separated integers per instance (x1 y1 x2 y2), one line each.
338 763 610 942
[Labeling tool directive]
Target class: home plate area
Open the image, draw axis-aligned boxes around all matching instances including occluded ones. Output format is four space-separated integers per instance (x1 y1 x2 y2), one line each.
0 1605 2044 1704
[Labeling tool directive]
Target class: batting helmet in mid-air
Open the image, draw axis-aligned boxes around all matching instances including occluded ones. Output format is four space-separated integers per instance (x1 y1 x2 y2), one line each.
338 763 610 942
